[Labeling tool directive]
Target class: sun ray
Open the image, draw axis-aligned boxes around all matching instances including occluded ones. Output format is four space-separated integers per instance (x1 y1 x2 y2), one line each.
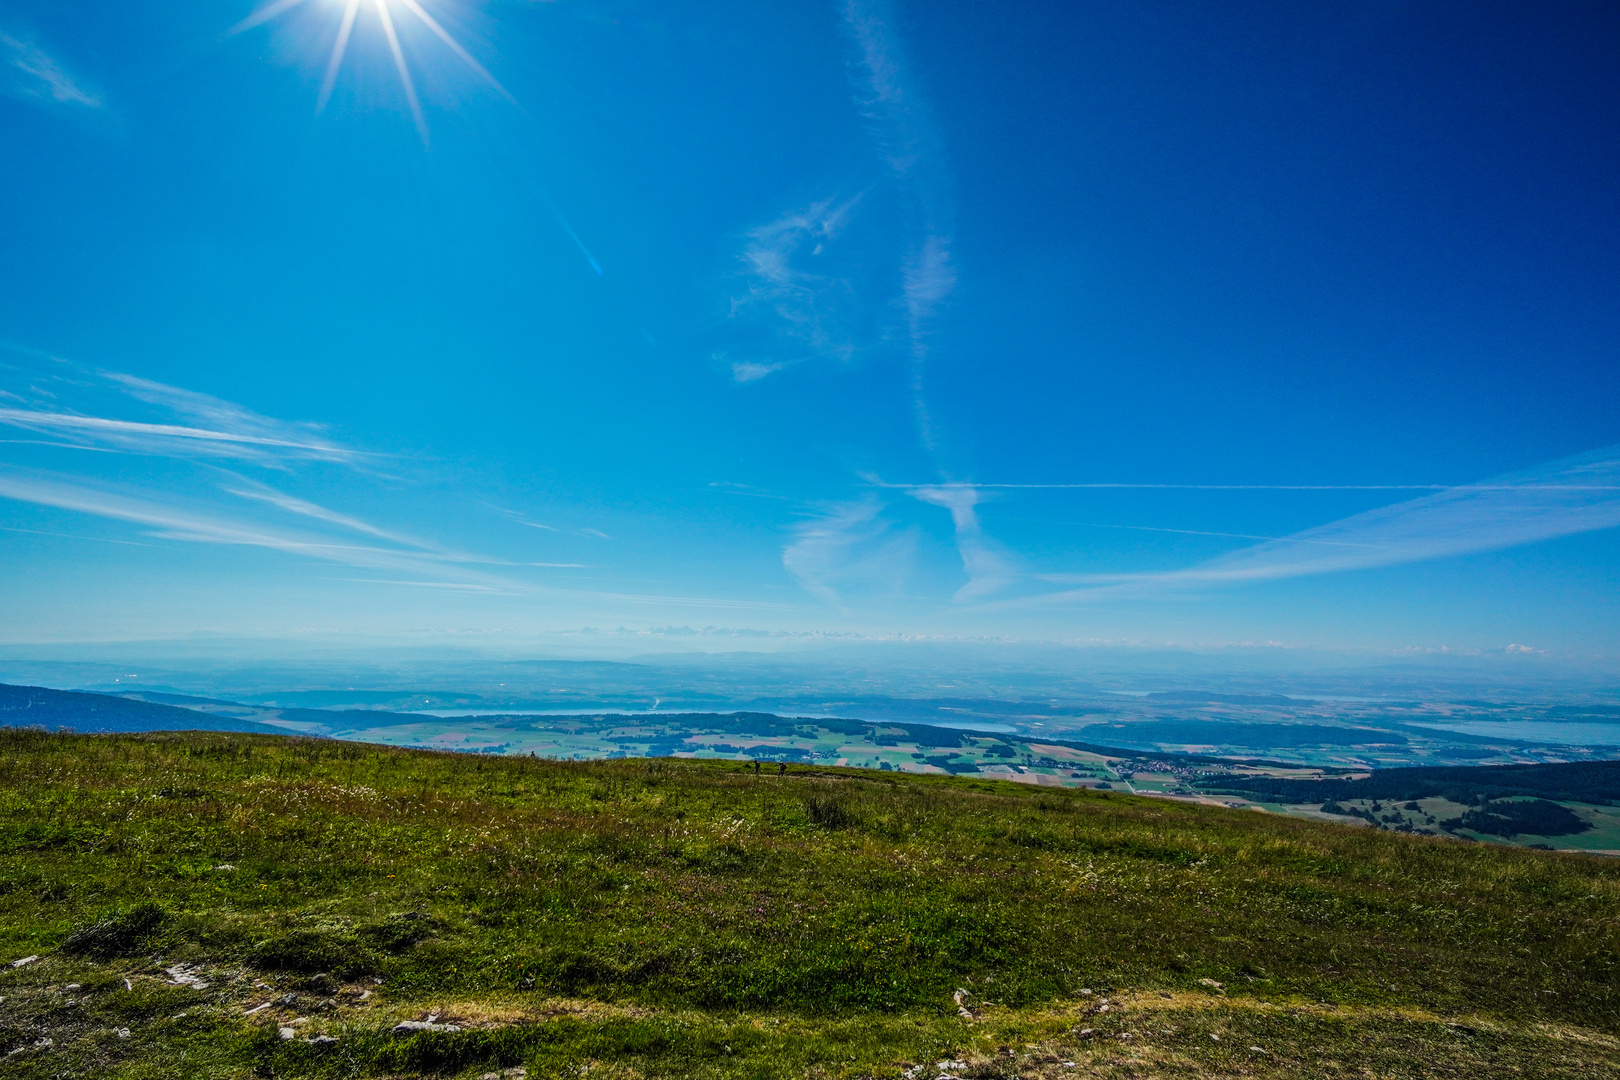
373 0 428 143
233 0 512 134
394 0 515 103
316 0 362 114
226 0 311 38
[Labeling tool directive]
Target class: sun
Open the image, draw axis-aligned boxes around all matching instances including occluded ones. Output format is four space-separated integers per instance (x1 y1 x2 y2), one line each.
229 0 511 141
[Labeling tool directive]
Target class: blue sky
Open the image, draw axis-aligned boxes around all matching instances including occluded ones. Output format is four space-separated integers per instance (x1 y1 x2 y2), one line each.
1 0 1619 658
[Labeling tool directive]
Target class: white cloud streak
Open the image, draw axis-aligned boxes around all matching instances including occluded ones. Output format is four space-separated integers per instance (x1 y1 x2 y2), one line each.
1034 445 1620 600
782 499 915 610
0 471 474 579
0 408 356 461
724 0 955 416
839 0 955 452
0 360 360 466
725 197 864 382
1 33 100 108
909 484 1015 600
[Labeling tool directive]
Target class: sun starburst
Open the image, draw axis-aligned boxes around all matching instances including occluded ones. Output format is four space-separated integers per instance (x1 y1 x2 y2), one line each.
228 0 512 142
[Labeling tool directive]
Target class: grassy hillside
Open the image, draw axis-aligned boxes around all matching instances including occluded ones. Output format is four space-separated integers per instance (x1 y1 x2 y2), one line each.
1 730 1617 1079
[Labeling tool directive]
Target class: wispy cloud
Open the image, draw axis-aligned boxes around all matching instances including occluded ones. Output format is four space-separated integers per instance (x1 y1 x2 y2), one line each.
722 196 865 382
1 32 100 108
909 484 1016 600
0 351 536 589
722 0 954 413
221 479 432 548
484 503 613 540
839 0 955 451
782 498 916 609
0 354 358 466
1033 445 1620 600
0 407 355 461
0 470 483 580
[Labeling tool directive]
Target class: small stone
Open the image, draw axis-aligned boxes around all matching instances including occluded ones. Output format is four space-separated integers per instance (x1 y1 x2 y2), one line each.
1249 1046 1266 1053
278 1027 296 1040
391 1020 462 1035
306 1034 338 1045
1080 988 1093 996
163 965 210 990
10 956 38 969
1078 1028 1094 1038
115 1028 130 1039
244 1002 272 1016
1209 1033 1221 1042
1199 978 1224 990
64 983 81 990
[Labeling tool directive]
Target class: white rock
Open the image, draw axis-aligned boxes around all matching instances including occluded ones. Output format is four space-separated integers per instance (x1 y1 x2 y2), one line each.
278 1027 296 1040
10 956 38 969
163 965 210 990
391 1020 461 1035
244 1002 271 1016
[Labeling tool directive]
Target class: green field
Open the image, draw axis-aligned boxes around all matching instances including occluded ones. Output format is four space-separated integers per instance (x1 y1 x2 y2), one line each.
2 730 1618 1079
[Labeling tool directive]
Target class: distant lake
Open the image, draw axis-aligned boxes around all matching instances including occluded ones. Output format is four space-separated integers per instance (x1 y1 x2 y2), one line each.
402 709 1015 733
1406 720 1620 747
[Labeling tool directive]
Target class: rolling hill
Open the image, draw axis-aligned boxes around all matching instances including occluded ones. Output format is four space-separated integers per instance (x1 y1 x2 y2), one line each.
0 729 1615 1079
0 683 287 736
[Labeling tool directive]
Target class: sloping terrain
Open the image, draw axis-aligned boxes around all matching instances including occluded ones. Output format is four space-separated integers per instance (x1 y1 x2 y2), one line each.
0 684 288 736
0 730 1616 1079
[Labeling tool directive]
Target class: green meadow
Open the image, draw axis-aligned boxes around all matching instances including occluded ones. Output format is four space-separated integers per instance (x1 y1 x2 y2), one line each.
1 729 1617 1079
